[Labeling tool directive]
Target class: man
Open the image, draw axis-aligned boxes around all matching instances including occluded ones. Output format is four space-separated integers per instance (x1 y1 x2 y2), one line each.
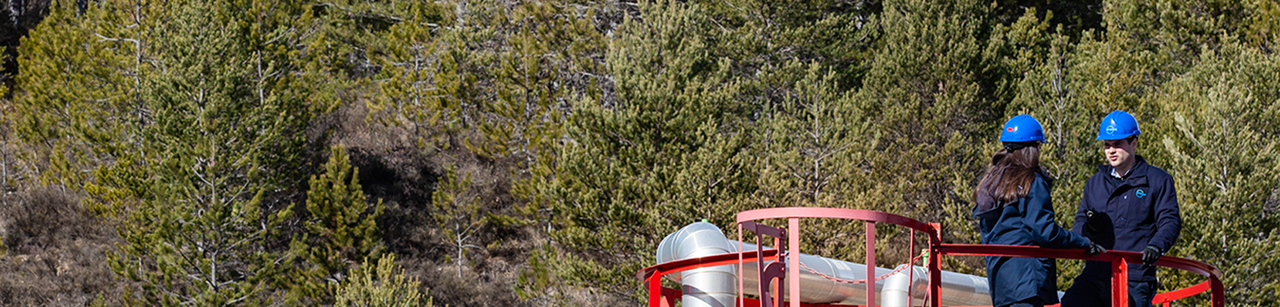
1061 110 1182 307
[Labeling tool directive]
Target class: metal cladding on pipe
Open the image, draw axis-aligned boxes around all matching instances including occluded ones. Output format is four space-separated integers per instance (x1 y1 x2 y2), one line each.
881 267 916 307
752 247 896 305
656 222 737 307
881 264 991 307
657 222 999 306
658 222 894 305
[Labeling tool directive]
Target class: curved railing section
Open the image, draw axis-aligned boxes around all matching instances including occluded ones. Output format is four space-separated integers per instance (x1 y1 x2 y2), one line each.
638 207 1225 307
939 244 1224 307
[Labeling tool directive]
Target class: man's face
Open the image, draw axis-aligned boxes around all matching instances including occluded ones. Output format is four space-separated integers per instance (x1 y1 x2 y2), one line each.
1102 137 1136 168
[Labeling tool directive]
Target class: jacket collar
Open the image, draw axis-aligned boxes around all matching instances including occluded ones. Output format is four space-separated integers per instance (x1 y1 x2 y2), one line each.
1098 155 1149 185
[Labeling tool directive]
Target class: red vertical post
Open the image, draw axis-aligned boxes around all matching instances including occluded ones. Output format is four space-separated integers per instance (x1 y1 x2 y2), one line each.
789 217 801 307
1112 254 1129 307
866 221 877 307
929 223 942 307
773 278 781 307
908 229 915 307
649 270 662 307
777 235 784 307
738 223 745 307
1210 274 1225 307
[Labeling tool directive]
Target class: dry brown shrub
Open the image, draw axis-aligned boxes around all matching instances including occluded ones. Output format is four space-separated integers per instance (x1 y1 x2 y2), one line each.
0 187 130 306
1 187 97 254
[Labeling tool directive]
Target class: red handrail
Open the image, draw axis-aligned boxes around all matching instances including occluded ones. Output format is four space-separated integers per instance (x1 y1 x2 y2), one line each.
939 244 1225 306
639 207 1225 307
638 250 779 307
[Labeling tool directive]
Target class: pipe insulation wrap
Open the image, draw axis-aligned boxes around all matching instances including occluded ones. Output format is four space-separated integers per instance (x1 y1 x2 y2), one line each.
656 222 737 307
881 264 992 307
656 222 997 306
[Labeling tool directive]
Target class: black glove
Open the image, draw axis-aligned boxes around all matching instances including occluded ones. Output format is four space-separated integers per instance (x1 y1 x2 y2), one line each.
1142 245 1163 265
1086 242 1107 255
1084 209 1101 234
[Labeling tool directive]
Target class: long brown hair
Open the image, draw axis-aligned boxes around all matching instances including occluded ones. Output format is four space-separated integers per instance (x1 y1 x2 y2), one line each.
974 145 1045 204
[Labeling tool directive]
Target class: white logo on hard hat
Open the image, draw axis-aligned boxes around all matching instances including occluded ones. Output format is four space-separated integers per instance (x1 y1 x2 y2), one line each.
1106 124 1117 135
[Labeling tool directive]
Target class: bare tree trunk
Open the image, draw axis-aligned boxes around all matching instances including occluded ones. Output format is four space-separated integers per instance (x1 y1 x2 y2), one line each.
455 0 466 27
456 236 464 278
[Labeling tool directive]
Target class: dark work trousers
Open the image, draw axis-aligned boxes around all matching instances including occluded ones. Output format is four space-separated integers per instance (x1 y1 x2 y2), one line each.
1061 274 1158 307
1003 297 1046 307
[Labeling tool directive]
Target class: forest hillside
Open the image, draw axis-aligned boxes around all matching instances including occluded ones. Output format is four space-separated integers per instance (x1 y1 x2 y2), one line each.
0 0 1277 306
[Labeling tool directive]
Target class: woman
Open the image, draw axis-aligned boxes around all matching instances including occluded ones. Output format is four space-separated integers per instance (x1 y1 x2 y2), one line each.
973 114 1105 307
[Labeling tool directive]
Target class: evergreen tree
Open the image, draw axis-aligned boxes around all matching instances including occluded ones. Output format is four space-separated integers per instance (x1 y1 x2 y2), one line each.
0 82 14 197
1153 40 1280 305
289 145 385 305
12 0 141 190
747 60 903 263
750 61 873 210
335 254 433 307
541 0 755 299
431 163 484 279
853 0 1003 261
461 0 605 230
13 0 324 304
363 0 457 151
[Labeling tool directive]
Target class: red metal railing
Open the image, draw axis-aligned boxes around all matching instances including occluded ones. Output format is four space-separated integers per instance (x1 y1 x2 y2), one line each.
636 207 1225 307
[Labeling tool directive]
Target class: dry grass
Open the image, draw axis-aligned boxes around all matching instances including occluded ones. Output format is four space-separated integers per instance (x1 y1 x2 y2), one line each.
0 187 131 306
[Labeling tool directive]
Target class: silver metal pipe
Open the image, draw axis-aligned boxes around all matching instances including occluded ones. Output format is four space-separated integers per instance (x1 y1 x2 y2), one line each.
656 222 737 307
657 222 894 305
881 264 991 307
657 222 999 306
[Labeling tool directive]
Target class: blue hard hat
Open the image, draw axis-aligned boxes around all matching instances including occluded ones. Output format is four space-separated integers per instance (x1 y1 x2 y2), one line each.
1096 110 1141 140
1000 114 1045 143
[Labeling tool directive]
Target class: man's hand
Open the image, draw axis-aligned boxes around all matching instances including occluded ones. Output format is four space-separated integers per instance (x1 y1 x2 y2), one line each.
1086 242 1107 255
1142 245 1162 265
1085 209 1101 234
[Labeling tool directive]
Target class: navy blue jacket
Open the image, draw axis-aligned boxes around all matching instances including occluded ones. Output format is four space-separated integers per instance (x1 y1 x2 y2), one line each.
974 172 1092 306
1072 156 1181 281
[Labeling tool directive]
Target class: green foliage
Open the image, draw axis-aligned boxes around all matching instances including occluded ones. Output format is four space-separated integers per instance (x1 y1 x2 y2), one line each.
10 0 320 305
432 163 485 279
4 0 1280 305
289 145 385 304
853 0 1007 265
335 254 433 307
463 0 606 230
12 0 140 189
365 0 456 151
541 0 756 299
0 76 14 198
751 61 874 209
1154 41 1280 305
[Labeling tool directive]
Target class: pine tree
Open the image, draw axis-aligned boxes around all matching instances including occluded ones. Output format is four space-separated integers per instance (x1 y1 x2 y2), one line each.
540 0 755 300
362 0 457 152
0 81 14 198
460 0 606 231
12 0 141 190
431 163 483 279
745 60 890 260
22 0 324 304
1152 40 1280 305
751 61 874 209
289 145 385 305
852 0 1004 263
335 254 433 307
